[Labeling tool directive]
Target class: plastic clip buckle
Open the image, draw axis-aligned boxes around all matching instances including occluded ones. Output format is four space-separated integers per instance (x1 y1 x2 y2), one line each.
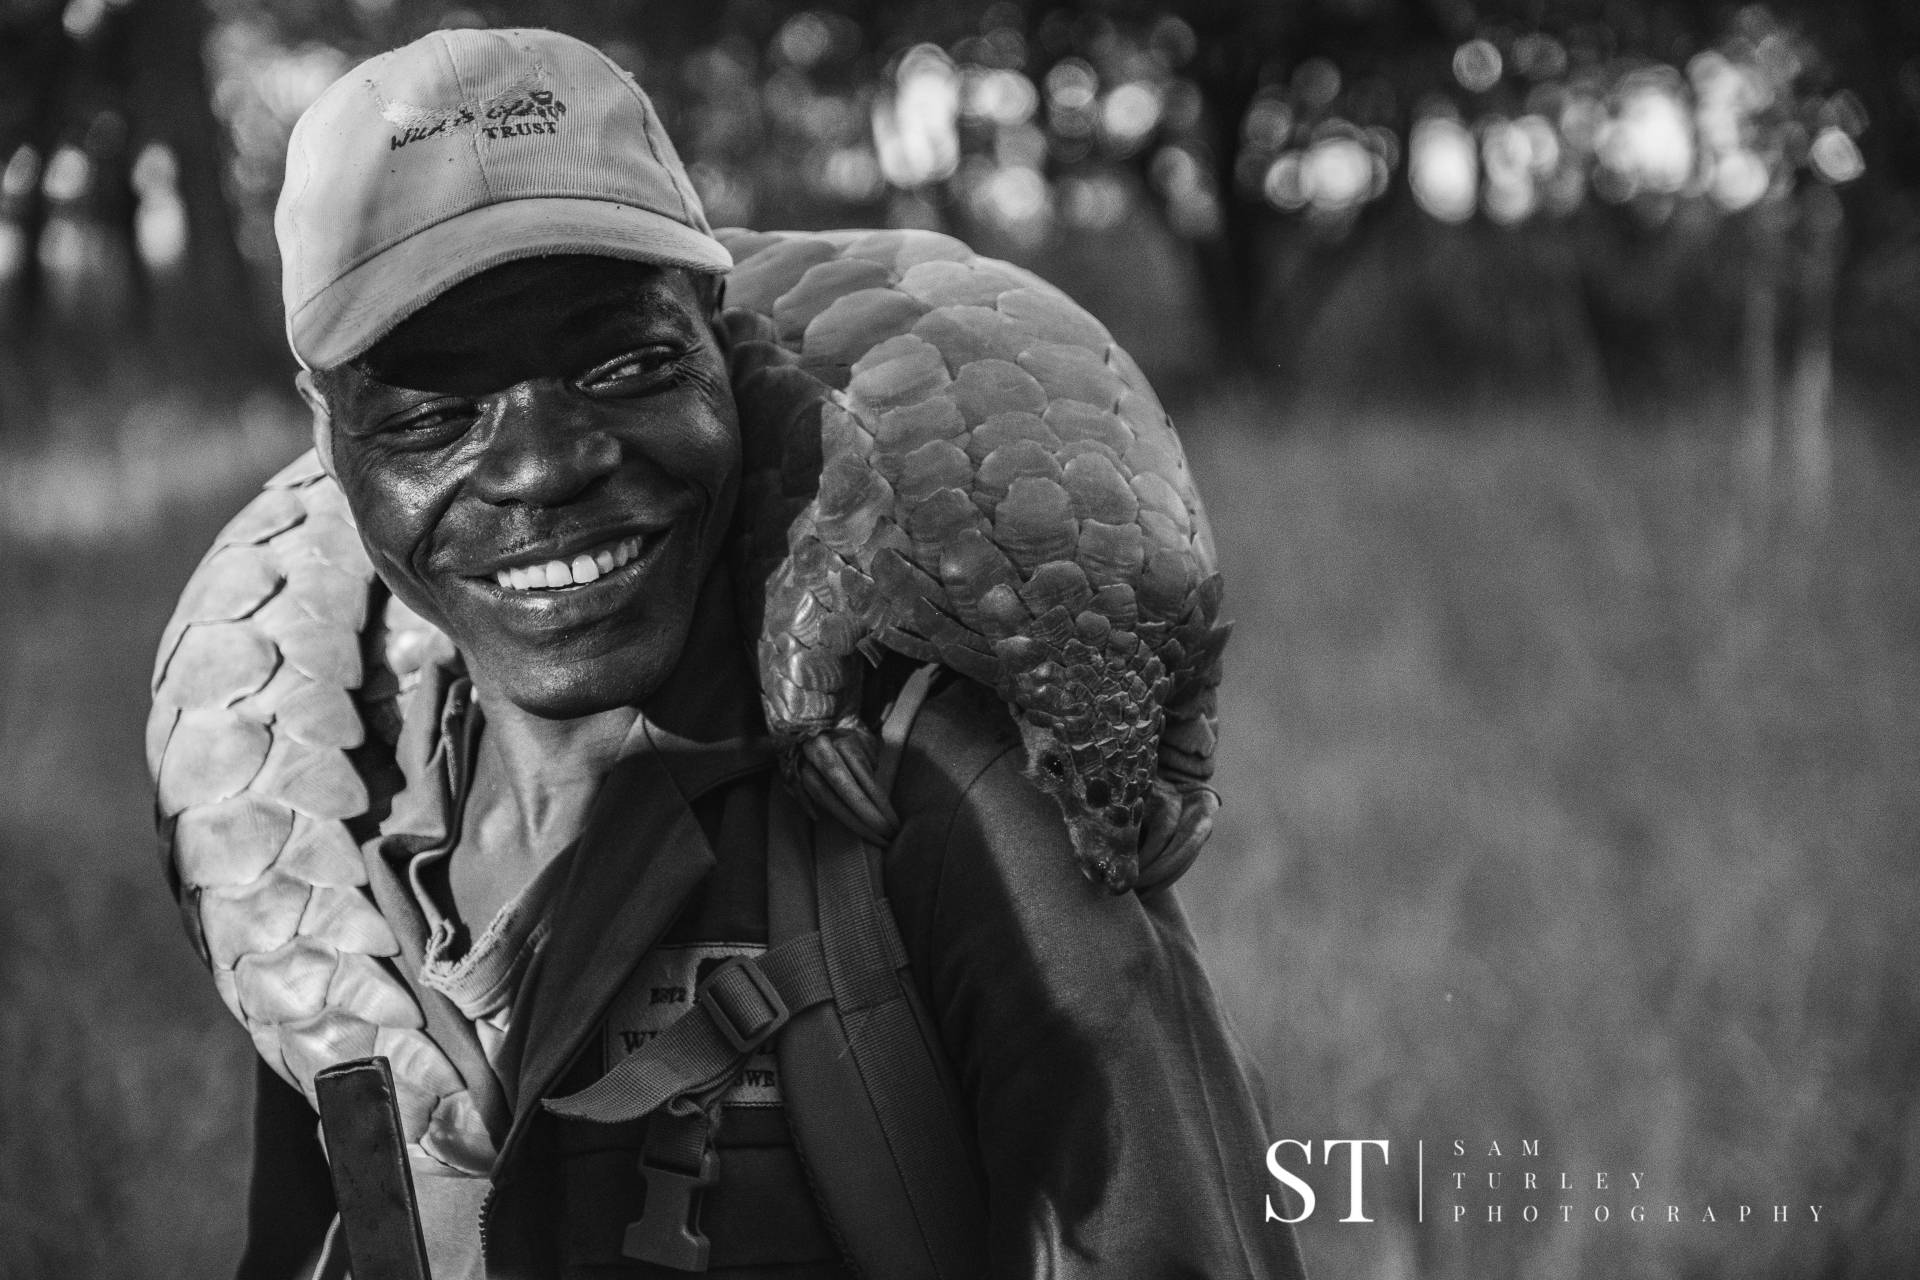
623 1145 719 1272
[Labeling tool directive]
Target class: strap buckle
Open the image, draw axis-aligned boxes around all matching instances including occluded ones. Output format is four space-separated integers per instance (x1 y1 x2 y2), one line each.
697 956 790 1054
623 1142 719 1271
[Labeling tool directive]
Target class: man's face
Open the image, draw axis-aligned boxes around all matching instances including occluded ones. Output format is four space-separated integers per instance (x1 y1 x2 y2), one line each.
314 256 739 719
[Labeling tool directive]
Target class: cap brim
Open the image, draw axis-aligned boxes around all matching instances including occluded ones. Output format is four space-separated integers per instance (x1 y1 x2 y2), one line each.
288 197 735 369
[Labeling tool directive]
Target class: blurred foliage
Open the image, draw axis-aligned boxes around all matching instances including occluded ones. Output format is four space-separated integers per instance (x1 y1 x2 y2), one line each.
3 5 1918 1277
1185 402 1920 1280
0 0 1917 418
6 395 1919 1279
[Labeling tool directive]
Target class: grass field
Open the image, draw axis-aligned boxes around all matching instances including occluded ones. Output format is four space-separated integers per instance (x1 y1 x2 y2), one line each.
2 391 1916 1278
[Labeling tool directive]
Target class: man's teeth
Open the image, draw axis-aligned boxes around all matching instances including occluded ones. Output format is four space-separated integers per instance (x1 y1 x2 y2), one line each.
495 536 644 591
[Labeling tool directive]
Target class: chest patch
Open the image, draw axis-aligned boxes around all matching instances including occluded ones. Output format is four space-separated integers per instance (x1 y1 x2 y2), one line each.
602 942 782 1107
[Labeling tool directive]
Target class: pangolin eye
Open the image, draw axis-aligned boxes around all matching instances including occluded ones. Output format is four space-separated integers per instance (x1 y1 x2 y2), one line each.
1041 753 1067 779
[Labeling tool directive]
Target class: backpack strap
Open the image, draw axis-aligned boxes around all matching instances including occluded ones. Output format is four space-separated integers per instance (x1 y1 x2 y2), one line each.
541 932 833 1124
540 933 838 1271
772 664 988 1280
800 820 987 1278
537 667 947 1130
542 664 986 1278
874 661 941 797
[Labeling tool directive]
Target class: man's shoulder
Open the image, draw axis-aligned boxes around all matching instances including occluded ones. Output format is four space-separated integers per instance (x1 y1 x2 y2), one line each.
890 674 1027 824
882 671 1093 915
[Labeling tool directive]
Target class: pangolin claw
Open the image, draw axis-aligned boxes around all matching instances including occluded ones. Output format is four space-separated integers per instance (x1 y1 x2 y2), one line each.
1132 783 1219 893
796 724 899 845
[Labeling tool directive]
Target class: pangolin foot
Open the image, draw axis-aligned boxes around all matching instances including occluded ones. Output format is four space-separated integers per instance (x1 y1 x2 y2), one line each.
794 721 899 845
1132 782 1220 893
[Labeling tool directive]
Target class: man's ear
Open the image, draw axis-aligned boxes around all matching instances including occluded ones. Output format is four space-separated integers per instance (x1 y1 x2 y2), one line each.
294 369 336 480
693 271 724 322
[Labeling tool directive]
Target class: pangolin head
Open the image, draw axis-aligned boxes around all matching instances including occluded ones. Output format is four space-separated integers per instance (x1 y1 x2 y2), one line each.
1002 635 1169 892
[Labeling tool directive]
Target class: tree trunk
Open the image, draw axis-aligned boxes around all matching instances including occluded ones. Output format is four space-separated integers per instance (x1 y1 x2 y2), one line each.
0 9 72 339
1186 67 1262 375
1785 185 1843 516
122 0 266 376
1739 200 1785 495
0 9 75 435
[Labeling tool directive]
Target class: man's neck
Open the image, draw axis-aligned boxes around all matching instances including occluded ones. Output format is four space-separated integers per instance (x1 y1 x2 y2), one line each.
471 697 639 846
451 564 761 929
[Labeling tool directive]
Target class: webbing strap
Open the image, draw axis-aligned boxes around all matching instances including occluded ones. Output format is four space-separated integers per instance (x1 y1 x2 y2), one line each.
815 819 984 1275
541 931 832 1124
874 663 941 798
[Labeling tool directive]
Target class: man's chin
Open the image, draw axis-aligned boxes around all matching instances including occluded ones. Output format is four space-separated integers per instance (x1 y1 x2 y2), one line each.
472 665 655 720
460 631 683 720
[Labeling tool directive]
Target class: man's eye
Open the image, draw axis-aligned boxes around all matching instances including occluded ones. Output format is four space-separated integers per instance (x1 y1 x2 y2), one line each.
377 400 475 442
579 346 679 394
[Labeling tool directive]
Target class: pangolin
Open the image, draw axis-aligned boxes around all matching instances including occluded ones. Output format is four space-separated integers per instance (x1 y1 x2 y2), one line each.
146 228 1227 1136
718 228 1228 893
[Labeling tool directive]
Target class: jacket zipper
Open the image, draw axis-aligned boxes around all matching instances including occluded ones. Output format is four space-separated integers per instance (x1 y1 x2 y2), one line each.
478 1180 497 1270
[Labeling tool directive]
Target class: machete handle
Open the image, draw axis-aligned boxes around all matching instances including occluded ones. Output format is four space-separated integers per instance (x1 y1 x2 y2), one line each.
316 1056 434 1280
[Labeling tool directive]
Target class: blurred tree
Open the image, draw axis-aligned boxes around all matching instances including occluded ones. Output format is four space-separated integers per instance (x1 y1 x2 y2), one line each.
0 0 1911 432
0 0 264 417
0 0 73 333
119 0 256 338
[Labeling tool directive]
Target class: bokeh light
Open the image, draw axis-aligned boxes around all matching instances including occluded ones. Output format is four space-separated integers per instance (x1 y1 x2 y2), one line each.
1481 118 1538 224
1262 152 1305 212
131 143 187 271
0 0 1875 346
775 12 834 70
965 160 1051 244
1243 92 1294 151
1598 74 1696 199
1711 149 1771 209
1453 39 1503 95
822 147 885 202
873 45 961 188
41 146 91 204
1412 114 1478 223
1512 33 1568 82
1293 58 1342 110
1303 135 1377 215
61 0 107 39
964 68 1038 127
1809 127 1864 183
1101 82 1162 153
1151 144 1221 237
2 146 41 205
1045 59 1099 113
1058 173 1130 230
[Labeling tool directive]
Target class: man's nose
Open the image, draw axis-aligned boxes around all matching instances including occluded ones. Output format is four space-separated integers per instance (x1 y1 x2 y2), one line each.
468 384 622 506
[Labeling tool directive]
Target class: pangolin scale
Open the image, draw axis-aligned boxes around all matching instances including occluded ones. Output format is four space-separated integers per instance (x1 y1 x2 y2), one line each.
145 228 1228 1166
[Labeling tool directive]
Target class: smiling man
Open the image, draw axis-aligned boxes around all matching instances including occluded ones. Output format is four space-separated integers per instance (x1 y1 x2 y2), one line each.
242 25 1307 1280
311 257 740 722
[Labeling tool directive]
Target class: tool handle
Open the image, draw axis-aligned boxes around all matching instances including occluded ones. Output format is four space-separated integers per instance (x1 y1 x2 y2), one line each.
315 1056 434 1280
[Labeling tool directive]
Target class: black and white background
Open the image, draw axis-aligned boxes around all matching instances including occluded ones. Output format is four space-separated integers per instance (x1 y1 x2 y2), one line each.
1 2 1915 1276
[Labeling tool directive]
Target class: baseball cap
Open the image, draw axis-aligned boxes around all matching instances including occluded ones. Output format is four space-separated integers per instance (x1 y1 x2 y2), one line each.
276 27 733 370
